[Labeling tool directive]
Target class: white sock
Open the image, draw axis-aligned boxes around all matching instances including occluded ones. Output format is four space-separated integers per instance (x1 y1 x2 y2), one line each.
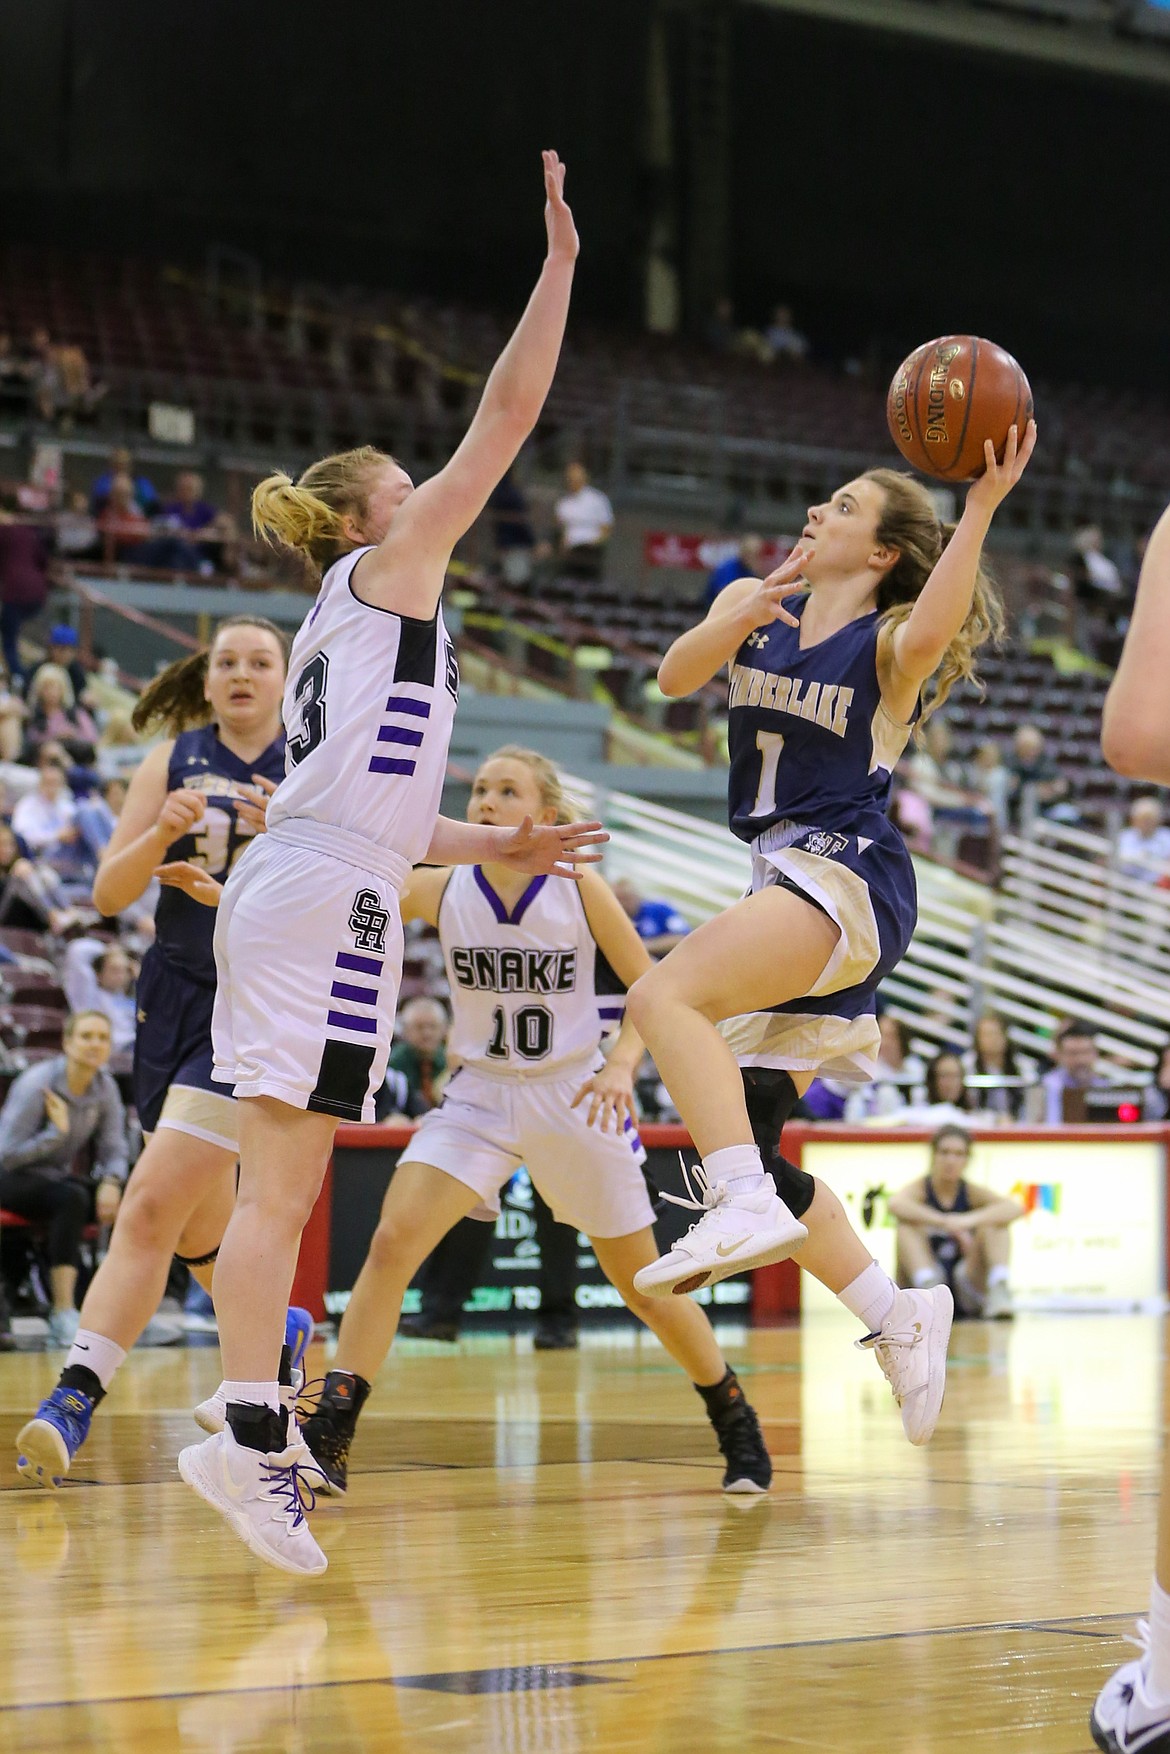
66 1330 126 1392
837 1261 897 1333
221 1379 281 1415
704 1144 768 1198
1148 1579 1170 1704
987 1264 1010 1288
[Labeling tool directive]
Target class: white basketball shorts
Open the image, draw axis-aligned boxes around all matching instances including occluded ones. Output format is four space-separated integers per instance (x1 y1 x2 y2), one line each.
405 1063 656 1239
212 833 405 1122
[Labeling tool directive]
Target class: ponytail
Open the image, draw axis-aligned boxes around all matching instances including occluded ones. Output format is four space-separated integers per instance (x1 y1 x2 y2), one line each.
251 444 394 575
132 615 288 736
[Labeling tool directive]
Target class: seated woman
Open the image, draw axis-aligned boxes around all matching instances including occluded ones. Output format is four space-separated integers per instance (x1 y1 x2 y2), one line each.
961 1009 1038 1121
21 666 98 769
0 1010 126 1347
844 1012 926 1120
888 1124 1025 1320
887 1049 1000 1129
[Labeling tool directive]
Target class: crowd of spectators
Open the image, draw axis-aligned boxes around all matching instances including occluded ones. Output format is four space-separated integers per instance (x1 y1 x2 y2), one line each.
0 328 106 432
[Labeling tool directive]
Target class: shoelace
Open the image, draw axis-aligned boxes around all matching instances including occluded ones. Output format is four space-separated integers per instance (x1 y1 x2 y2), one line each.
660 1156 734 1237
259 1454 327 1530
295 1376 327 1420
716 1405 767 1475
856 1322 924 1399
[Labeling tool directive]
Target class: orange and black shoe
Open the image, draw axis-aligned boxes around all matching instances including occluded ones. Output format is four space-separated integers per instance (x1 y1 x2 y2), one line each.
298 1370 370 1498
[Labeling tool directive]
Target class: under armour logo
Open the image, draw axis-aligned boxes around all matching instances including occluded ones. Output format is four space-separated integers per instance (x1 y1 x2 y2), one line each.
349 889 389 954
744 631 769 650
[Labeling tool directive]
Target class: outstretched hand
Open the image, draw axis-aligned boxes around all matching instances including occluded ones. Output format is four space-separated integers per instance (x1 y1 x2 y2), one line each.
965 418 1038 515
542 150 579 264
494 816 607 880
154 860 224 908
732 544 810 630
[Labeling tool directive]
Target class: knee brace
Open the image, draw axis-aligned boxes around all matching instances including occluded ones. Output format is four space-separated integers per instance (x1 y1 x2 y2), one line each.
740 1067 816 1220
174 1245 219 1269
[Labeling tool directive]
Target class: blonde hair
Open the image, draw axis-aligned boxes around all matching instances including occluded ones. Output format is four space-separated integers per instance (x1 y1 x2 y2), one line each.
479 745 572 824
31 663 75 712
864 468 1005 726
251 445 395 574
132 616 287 736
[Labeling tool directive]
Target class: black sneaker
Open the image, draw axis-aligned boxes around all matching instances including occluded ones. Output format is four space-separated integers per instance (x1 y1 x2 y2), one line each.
398 1315 460 1342
700 1374 772 1495
533 1317 578 1351
298 1371 368 1497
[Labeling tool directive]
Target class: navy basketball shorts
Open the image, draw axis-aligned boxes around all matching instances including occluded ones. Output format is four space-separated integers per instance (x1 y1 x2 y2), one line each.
212 833 405 1123
134 945 239 1152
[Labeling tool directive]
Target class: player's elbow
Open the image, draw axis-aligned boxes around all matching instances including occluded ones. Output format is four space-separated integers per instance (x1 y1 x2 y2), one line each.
1101 711 1166 783
656 655 690 698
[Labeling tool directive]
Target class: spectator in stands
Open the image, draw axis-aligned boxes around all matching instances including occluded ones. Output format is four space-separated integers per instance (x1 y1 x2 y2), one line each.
26 327 60 425
0 1010 126 1347
486 468 537 586
0 332 30 419
90 449 159 518
889 1050 993 1128
95 711 144 782
554 462 613 581
763 303 810 364
1005 724 1071 830
962 1010 1037 1120
21 666 98 768
62 940 138 1055
844 1012 925 1120
889 1125 1024 1320
902 718 994 861
29 626 89 708
54 492 101 563
156 471 234 575
51 344 105 430
96 473 152 562
611 876 691 956
703 534 766 610
386 997 449 1114
12 749 77 858
1116 796 1170 884
1028 1021 1112 1123
0 508 52 684
76 776 127 864
966 738 1012 832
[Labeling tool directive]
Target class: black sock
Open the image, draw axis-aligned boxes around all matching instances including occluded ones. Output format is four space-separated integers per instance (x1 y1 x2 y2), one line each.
226 1401 287 1454
59 1364 105 1405
278 1343 293 1389
695 1367 745 1421
321 1369 371 1423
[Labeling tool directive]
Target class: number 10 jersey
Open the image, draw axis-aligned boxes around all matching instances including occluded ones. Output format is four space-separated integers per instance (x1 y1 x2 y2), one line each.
269 545 459 863
437 864 608 1080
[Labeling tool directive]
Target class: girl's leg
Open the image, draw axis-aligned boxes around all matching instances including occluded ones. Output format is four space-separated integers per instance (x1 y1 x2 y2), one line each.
891 1222 942 1290
590 1228 726 1385
174 1168 238 1295
78 1133 237 1349
625 886 840 1158
332 1161 482 1384
211 1096 337 1388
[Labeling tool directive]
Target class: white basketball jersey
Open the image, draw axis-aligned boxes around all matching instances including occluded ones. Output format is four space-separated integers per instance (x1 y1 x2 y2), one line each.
267 547 459 863
439 864 607 1076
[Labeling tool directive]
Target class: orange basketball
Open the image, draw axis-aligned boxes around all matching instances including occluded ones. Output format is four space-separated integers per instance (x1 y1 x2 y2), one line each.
885 335 1033 481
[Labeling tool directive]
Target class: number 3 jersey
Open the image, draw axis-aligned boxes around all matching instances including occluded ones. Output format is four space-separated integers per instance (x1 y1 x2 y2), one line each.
726 601 913 845
268 545 459 864
156 725 287 985
437 865 609 1079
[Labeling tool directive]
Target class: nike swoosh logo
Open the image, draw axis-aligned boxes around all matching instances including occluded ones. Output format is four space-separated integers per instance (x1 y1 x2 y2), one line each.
716 1236 753 1257
74 1343 89 1351
221 1450 253 1502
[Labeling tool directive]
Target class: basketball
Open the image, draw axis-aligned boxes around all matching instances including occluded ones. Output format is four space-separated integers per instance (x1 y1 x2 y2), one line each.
885 335 1033 481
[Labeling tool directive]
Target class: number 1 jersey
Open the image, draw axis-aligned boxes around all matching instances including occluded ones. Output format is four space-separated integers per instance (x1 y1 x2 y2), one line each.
437 865 608 1078
726 600 915 844
269 546 459 862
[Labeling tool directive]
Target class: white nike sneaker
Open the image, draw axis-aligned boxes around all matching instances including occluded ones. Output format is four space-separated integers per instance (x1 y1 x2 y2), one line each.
633 1162 809 1298
857 1285 953 1445
178 1422 327 1577
1091 1625 1170 1753
194 1369 304 1435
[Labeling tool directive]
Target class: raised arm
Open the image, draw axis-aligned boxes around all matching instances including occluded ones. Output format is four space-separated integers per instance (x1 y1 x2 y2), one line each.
357 152 578 617
884 422 1036 703
424 813 606 879
1102 502 1170 782
657 553 806 698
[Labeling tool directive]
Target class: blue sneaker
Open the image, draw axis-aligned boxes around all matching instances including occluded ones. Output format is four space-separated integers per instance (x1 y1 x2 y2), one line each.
285 1308 314 1377
16 1385 96 1488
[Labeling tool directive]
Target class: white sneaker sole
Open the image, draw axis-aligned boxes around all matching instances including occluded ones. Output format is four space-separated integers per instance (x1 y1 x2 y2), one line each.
723 1476 769 1496
177 1442 327 1577
906 1286 954 1447
633 1213 810 1299
15 1417 70 1489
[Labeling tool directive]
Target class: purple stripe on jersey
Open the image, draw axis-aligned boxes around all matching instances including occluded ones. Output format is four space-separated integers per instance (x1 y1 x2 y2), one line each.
336 951 383 976
376 724 424 746
369 756 417 776
598 1005 624 1019
327 1010 379 1035
331 980 379 1006
384 695 431 717
473 866 547 926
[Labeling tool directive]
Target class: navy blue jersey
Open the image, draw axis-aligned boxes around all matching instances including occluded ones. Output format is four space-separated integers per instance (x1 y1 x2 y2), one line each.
727 602 913 843
155 726 286 986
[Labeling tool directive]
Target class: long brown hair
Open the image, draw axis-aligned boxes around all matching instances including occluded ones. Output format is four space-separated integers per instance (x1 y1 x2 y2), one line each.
132 615 288 736
251 445 395 575
865 468 1005 725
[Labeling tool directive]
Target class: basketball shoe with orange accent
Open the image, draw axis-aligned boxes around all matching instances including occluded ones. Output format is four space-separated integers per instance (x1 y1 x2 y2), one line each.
299 1369 371 1497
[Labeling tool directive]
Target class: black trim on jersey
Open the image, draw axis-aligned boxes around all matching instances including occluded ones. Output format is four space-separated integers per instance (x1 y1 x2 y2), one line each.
347 551 441 628
307 1039 378 1121
392 612 439 685
570 881 627 1002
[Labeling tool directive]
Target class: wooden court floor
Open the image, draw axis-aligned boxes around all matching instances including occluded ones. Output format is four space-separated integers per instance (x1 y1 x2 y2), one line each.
0 1312 1161 1753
